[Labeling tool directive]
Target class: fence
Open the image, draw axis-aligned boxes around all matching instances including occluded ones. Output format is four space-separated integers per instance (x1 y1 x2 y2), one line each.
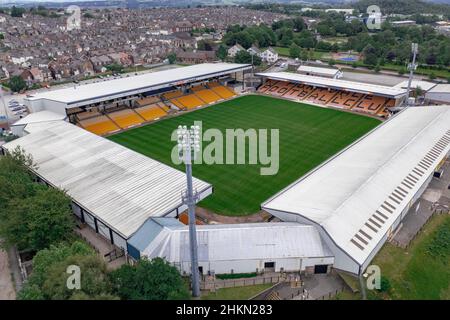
201 275 283 291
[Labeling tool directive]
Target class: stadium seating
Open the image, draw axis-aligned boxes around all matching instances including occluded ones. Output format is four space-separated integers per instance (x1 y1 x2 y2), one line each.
170 99 186 110
157 102 171 112
191 85 206 92
195 89 222 104
305 88 338 104
353 95 387 115
79 115 120 136
328 92 364 109
257 80 278 93
163 90 184 100
76 109 101 121
135 104 167 121
108 109 144 129
266 81 296 97
136 96 160 107
211 85 236 99
176 94 205 109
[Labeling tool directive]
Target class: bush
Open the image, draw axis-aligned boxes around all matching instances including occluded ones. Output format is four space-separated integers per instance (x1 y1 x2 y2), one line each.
110 257 190 300
378 276 391 293
216 272 257 280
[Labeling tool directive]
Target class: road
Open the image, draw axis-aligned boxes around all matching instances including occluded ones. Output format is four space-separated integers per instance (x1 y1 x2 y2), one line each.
0 247 16 300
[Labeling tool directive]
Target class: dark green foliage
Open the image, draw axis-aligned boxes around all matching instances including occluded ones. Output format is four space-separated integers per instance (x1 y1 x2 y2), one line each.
426 218 450 260
234 50 261 65
18 241 116 300
379 276 391 292
0 147 74 251
110 258 190 300
216 273 257 280
8 76 27 93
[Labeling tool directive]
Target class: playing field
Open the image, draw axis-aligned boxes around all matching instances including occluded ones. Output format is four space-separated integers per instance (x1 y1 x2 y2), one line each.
109 95 380 216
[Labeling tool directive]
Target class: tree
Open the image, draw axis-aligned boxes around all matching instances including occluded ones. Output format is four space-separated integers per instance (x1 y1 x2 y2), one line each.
18 241 117 300
167 53 177 64
0 33 4 40
289 43 301 59
1 187 74 251
234 50 261 66
105 63 123 73
0 147 74 252
110 258 189 300
363 44 378 66
8 76 27 93
217 45 227 61
11 6 25 17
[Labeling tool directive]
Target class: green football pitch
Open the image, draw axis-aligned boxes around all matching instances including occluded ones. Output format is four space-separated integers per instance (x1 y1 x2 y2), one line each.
109 95 380 216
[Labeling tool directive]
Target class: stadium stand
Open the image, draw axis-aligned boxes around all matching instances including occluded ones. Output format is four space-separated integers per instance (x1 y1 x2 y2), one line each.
195 88 222 104
135 104 167 121
258 79 395 117
257 79 278 93
79 115 120 135
163 90 184 100
136 96 161 107
266 81 296 97
176 94 205 110
211 85 236 99
76 109 101 121
352 95 388 115
328 92 364 109
108 109 144 129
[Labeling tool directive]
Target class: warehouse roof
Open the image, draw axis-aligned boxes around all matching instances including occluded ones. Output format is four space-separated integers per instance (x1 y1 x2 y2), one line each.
263 106 450 265
3 121 212 239
256 71 407 98
25 63 251 106
135 221 333 262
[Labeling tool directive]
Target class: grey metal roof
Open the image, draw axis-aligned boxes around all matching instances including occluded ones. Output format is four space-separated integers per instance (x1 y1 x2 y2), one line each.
138 221 333 262
3 121 212 239
25 63 251 106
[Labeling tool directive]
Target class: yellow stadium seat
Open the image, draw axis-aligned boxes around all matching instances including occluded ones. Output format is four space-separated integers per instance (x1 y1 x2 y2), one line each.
135 104 167 121
109 109 144 129
195 89 222 103
211 86 235 99
176 94 205 109
80 115 120 136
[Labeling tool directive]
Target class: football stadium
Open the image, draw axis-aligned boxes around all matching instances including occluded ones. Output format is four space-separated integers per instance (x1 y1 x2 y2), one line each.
2 62 450 277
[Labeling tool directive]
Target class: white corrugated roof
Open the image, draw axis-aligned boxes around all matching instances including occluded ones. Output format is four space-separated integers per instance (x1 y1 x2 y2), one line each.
3 121 212 239
263 106 450 265
140 222 333 262
12 110 67 126
25 63 250 106
394 80 437 91
427 83 450 93
256 71 407 97
297 65 339 76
